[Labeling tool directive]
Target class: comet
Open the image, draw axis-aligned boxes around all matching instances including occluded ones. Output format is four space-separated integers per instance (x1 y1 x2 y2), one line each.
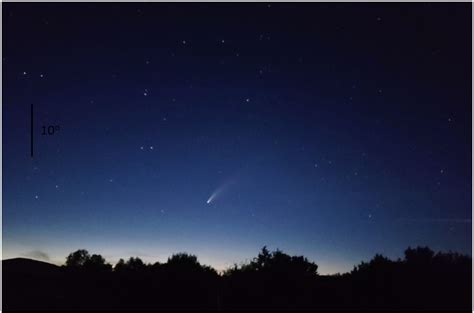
206 194 216 204
206 179 235 204
206 188 222 204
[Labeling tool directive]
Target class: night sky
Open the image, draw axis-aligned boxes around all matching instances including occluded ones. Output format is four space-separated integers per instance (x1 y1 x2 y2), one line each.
3 3 472 274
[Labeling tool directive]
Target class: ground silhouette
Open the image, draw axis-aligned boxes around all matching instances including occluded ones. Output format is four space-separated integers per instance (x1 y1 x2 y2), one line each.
3 246 471 310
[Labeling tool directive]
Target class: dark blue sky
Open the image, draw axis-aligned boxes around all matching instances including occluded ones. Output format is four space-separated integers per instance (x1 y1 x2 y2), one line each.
3 3 471 273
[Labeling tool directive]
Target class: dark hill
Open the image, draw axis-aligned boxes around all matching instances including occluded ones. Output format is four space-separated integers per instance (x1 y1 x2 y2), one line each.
3 258 60 275
3 258 69 310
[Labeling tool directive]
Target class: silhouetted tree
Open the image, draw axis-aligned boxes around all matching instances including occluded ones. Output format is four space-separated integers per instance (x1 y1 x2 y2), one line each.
150 261 162 271
163 253 217 276
404 246 434 266
111 257 146 273
167 253 199 266
222 247 320 310
84 254 112 272
234 247 318 277
433 251 471 267
351 254 395 275
121 257 147 272
114 258 126 272
254 246 271 270
65 249 90 267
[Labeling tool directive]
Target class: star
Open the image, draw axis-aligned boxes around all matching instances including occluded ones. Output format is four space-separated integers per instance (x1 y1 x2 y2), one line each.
245 98 250 103
182 40 187 45
149 146 154 150
34 195 39 199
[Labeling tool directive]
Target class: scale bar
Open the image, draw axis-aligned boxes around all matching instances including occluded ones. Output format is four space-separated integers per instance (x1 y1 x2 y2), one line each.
30 103 33 158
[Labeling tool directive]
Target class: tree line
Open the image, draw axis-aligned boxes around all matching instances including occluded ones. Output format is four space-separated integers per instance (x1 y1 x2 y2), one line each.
4 246 471 310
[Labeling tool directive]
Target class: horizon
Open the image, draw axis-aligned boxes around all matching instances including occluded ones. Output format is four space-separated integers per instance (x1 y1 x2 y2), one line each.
3 243 471 275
